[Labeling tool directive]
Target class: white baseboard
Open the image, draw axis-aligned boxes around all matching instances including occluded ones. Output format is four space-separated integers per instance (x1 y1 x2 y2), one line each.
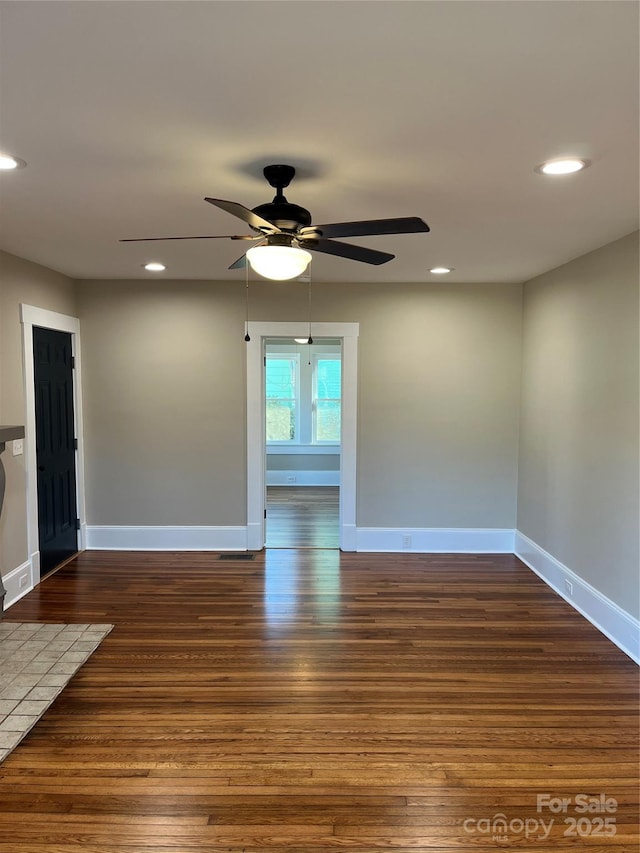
356 527 515 553
86 525 248 551
85 524 514 554
515 531 639 663
266 471 340 486
2 560 33 610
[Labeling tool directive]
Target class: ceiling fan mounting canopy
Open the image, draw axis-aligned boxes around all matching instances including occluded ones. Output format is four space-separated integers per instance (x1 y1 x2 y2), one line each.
120 162 430 270
262 164 296 190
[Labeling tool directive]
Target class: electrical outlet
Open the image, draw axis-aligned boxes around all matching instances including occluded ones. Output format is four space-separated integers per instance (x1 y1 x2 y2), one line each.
402 534 412 549
286 475 296 483
18 572 29 589
12 439 24 456
564 579 573 597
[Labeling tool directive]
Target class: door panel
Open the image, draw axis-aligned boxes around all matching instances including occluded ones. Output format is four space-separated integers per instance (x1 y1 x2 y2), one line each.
33 327 78 577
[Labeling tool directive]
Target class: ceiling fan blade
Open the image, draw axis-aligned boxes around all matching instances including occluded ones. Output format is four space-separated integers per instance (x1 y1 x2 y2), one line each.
302 238 394 265
228 254 248 270
301 216 429 240
120 234 257 242
204 198 279 233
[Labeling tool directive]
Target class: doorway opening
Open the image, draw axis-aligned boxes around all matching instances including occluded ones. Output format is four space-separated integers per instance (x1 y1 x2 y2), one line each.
264 339 341 548
245 321 358 552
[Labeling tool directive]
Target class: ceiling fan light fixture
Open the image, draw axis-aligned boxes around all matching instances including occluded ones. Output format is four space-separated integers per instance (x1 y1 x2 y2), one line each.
246 244 312 281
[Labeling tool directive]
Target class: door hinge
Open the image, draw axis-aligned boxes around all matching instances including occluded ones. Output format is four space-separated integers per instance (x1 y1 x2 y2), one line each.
75 518 81 530
71 356 76 369
73 438 78 450
264 508 267 519
263 355 266 367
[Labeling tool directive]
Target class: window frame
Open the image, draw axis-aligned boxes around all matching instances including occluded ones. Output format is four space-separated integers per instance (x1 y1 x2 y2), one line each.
265 342 342 449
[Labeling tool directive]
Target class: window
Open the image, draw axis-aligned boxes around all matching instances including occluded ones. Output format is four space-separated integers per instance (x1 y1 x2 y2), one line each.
313 356 341 443
265 355 299 442
265 343 341 447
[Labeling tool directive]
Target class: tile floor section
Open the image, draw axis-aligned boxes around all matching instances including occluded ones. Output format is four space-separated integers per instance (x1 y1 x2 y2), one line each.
0 621 113 762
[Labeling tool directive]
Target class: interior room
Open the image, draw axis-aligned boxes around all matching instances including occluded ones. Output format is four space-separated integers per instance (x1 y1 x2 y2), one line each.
264 337 341 548
0 1 638 850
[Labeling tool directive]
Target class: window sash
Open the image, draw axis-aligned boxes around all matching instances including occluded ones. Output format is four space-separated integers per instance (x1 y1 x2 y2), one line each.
312 355 341 444
265 355 300 444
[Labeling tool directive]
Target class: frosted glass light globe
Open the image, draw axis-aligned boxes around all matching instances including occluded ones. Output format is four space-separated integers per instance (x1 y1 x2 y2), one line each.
247 245 312 281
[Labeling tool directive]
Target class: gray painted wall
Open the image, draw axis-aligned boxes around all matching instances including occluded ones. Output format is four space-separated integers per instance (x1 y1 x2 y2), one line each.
267 454 340 472
518 231 639 618
77 279 523 530
0 251 77 576
78 281 246 525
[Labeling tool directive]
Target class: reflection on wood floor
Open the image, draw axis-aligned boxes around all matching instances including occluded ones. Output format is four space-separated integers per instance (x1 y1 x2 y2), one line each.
266 486 339 548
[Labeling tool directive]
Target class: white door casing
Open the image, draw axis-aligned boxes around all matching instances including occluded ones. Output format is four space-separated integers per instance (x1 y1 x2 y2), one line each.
20 305 86 581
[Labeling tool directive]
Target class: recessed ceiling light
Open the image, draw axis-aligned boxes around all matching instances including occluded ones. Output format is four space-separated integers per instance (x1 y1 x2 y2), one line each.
143 262 166 272
429 267 453 274
0 153 27 170
535 158 590 176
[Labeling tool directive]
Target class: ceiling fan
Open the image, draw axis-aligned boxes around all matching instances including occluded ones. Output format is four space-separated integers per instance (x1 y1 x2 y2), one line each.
121 164 430 279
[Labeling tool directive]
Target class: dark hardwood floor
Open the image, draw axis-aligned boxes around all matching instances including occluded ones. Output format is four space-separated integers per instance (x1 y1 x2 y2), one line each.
0 549 638 851
266 486 339 549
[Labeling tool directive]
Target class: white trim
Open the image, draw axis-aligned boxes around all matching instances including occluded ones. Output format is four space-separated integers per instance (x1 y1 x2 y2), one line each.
356 527 516 553
2 560 33 610
339 331 358 551
265 343 341 353
341 523 357 552
515 531 639 664
266 471 340 486
246 321 359 552
20 305 87 589
86 526 247 551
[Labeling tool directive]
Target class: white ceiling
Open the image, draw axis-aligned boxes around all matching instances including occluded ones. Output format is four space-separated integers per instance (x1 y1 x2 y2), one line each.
0 1 637 283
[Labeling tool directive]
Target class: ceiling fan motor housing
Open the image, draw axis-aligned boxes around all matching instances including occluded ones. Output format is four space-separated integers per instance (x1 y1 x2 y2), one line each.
252 200 312 232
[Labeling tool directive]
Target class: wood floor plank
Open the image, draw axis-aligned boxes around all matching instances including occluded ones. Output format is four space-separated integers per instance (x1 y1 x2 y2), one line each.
266 486 339 548
0 549 637 851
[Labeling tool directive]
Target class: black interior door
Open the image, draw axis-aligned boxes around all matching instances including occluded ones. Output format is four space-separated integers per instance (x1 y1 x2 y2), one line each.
33 326 78 577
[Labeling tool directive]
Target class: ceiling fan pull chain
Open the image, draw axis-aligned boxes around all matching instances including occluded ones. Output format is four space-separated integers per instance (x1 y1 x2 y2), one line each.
244 260 251 342
307 264 313 351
